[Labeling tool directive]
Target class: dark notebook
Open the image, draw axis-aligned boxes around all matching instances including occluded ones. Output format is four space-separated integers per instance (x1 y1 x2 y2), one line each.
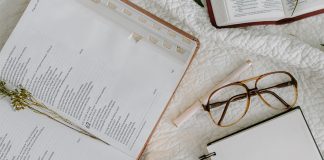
200 107 323 160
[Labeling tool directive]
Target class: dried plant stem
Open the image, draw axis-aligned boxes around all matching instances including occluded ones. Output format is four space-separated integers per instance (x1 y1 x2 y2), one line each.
291 0 299 16
194 0 204 7
30 100 109 145
0 81 108 145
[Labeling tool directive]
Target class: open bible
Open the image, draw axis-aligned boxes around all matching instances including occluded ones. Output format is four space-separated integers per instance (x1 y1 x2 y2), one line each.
0 0 199 159
206 0 324 28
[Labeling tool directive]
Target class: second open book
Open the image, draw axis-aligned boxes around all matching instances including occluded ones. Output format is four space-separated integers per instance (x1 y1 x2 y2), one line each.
207 0 324 28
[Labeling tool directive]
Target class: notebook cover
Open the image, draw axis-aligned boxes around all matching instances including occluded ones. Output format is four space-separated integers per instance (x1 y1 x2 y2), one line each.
206 0 324 28
204 107 323 160
121 1 200 159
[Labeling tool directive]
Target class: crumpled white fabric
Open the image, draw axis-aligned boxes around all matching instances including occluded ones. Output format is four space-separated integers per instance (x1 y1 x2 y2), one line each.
0 0 324 159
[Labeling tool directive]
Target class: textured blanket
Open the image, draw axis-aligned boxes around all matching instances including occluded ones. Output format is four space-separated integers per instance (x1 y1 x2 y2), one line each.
0 0 324 159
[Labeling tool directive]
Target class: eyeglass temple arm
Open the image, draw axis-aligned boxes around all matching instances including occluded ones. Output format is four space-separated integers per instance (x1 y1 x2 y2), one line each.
209 94 247 109
258 90 290 108
256 81 294 108
212 89 291 126
218 96 236 126
208 81 294 109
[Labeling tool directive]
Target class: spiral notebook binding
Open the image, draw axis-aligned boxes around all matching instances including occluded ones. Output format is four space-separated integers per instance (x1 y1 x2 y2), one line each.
199 152 216 160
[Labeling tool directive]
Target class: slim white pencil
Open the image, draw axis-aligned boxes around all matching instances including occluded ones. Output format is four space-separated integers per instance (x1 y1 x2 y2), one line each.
173 60 252 127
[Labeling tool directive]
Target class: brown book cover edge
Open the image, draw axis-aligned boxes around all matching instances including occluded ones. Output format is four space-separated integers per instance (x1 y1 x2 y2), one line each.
120 1 200 159
206 0 324 28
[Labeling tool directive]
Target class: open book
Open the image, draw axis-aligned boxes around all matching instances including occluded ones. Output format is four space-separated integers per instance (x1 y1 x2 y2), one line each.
0 0 199 159
206 0 324 28
200 107 323 160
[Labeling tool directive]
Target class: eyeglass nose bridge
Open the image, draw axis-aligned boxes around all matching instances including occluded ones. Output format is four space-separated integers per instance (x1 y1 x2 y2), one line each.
248 87 258 96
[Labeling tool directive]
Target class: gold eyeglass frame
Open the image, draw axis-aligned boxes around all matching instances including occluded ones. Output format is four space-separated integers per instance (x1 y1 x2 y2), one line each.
203 71 298 127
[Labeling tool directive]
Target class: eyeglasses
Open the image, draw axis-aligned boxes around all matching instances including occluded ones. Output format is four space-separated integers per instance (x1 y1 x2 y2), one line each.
203 71 298 127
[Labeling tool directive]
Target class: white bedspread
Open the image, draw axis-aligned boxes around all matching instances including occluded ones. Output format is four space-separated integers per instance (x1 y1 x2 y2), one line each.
0 0 324 159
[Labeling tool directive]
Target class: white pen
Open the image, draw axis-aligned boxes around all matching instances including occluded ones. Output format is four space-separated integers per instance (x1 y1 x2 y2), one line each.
173 60 252 127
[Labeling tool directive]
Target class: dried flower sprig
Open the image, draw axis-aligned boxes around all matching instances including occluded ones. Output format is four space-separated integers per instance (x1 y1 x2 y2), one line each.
291 0 299 16
0 81 108 145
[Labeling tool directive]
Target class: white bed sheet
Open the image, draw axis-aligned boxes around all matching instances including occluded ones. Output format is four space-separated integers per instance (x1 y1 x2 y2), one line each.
0 0 324 159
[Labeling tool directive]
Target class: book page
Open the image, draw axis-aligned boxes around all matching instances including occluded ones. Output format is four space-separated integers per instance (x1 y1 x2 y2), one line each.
0 0 196 158
282 0 324 17
210 0 230 26
0 99 132 160
224 0 286 25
